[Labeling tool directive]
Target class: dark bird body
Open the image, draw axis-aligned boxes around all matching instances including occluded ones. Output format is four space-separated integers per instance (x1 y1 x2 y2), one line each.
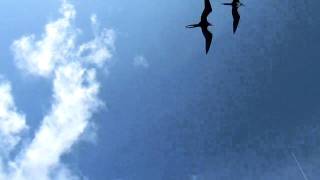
223 0 244 34
186 0 213 54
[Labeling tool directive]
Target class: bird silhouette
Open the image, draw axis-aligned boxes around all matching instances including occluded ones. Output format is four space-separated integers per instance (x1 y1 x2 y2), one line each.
186 0 213 54
223 0 244 34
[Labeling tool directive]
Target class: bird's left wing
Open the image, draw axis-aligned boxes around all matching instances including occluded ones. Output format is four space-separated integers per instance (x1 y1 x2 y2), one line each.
201 27 213 54
232 6 240 34
201 0 212 21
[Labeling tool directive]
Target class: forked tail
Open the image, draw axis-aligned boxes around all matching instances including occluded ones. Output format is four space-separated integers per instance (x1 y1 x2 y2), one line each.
186 24 200 28
222 2 245 6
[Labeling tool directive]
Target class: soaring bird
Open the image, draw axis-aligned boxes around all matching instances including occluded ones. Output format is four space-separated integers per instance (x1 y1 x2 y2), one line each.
186 0 213 54
223 0 244 34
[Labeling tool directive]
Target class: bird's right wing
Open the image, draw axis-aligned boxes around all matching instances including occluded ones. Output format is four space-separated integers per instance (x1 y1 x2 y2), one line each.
201 27 213 54
232 6 240 34
201 0 212 21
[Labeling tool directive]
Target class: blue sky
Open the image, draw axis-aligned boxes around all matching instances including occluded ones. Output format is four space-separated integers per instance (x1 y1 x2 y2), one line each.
0 0 319 179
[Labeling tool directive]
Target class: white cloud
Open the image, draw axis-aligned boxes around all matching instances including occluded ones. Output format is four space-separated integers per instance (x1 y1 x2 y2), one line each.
133 55 149 69
4 0 115 179
0 81 27 156
10 63 101 180
78 13 115 68
90 14 97 25
11 1 77 77
12 2 115 77
78 28 115 67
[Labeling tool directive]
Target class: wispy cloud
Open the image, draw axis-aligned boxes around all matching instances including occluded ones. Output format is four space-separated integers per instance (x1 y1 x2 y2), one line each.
10 63 102 180
0 0 116 179
133 55 149 69
0 81 27 156
78 29 115 67
12 1 77 77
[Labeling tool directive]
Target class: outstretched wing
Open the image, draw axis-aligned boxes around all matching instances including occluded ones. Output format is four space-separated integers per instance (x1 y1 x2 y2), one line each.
232 6 240 33
201 0 212 21
201 27 213 54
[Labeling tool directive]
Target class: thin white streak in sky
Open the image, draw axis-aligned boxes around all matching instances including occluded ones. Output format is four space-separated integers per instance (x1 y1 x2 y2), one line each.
291 152 309 180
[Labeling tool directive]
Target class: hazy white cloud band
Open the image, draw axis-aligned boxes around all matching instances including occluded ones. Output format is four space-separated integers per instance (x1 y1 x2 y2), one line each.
0 1 115 179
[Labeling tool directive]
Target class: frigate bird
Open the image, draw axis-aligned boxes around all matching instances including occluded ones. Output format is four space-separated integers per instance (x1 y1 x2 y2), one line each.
223 0 244 34
186 0 213 54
